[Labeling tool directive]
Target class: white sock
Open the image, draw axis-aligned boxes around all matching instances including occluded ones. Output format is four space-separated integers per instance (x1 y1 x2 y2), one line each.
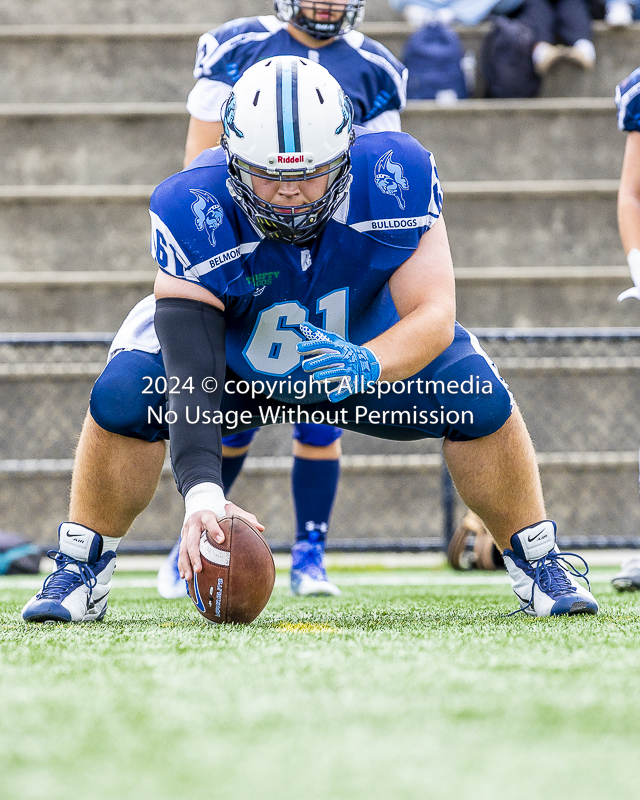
101 535 121 553
532 42 553 66
573 39 596 57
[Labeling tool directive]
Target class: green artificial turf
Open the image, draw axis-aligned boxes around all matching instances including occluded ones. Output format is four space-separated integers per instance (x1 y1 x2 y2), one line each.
1 569 640 800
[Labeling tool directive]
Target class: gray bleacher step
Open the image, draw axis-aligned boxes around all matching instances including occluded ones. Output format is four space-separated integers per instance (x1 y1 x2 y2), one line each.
443 179 624 267
0 180 623 271
403 98 623 182
0 185 151 273
0 20 406 104
5 449 635 475
1 451 638 544
0 0 393 26
455 266 635 328
1 354 638 459
0 272 154 332
0 267 636 330
0 104 188 186
0 22 637 102
0 98 624 184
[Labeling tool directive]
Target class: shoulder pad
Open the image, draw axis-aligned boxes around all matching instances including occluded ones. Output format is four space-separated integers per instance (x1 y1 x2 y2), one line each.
353 32 406 77
194 17 279 81
616 68 640 132
150 154 259 298
344 130 442 252
208 16 270 44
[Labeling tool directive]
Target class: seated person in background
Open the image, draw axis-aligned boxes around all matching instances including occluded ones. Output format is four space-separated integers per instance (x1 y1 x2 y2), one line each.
389 0 523 29
604 0 639 26
612 68 640 591
515 0 596 74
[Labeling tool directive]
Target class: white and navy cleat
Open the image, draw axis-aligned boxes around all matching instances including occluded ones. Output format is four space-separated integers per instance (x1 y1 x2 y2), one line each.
22 523 116 623
290 541 341 597
502 521 598 617
157 538 188 599
612 557 640 592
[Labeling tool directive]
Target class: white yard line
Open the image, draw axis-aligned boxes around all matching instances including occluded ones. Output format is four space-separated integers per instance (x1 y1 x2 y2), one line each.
0 573 617 591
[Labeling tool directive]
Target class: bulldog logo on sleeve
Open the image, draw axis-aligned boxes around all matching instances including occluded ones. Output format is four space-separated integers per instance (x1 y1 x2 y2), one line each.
374 150 409 210
190 190 224 247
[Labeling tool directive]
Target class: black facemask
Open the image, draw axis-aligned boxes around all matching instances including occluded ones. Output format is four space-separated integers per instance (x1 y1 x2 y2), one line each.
274 0 366 40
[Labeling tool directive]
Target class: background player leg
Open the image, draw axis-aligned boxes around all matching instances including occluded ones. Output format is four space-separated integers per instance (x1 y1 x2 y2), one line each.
444 406 597 615
290 430 342 597
612 445 640 589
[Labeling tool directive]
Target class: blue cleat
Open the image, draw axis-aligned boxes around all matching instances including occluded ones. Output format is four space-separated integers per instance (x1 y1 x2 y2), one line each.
22 523 116 623
157 537 188 599
502 520 598 617
290 541 341 597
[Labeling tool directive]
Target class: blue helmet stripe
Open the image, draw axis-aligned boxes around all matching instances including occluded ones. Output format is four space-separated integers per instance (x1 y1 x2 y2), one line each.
290 61 301 151
276 59 301 153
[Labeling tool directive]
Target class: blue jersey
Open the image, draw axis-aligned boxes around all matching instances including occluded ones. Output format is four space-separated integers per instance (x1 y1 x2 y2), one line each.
149 129 442 403
189 16 406 127
616 68 640 132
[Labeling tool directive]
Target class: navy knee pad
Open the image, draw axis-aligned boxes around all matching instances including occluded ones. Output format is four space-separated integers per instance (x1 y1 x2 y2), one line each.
90 350 168 442
221 429 257 449
293 423 343 447
437 354 514 440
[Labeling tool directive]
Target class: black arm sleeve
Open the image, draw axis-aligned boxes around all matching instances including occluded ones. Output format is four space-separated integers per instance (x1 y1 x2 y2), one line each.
154 297 226 497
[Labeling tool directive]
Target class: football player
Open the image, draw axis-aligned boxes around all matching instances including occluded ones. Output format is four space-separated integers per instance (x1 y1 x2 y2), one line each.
611 67 640 591
21 57 599 622
134 0 407 598
184 0 406 164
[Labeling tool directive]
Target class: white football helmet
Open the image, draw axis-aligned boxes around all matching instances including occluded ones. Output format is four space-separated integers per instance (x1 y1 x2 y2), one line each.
221 56 354 246
274 0 366 40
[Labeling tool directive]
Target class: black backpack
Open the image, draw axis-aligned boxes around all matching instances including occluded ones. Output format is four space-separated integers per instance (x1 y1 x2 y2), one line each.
403 22 469 101
0 530 40 575
481 17 540 99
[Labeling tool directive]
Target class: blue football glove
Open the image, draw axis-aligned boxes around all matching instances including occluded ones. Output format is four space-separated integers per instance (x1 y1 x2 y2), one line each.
297 322 381 403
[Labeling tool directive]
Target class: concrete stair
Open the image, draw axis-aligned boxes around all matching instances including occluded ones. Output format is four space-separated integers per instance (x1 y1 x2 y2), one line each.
0 98 625 184
1 334 639 545
3 451 639 547
1 23 638 101
1 4 638 549
0 0 391 25
0 266 636 331
3 343 639 458
0 181 626 276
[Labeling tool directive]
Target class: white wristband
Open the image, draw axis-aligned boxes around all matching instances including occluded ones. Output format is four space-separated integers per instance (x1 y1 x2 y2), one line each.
183 482 227 526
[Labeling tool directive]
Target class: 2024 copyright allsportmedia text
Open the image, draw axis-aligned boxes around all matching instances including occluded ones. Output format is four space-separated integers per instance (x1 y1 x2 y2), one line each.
143 373 494 430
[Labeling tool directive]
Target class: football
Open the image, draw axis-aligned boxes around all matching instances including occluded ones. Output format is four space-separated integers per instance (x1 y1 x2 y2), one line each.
186 515 275 624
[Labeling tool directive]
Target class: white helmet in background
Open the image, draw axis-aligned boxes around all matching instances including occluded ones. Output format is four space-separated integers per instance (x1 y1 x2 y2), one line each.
274 0 366 40
221 56 354 245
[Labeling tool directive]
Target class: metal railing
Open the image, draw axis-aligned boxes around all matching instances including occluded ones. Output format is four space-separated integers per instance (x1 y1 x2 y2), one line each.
2 328 640 553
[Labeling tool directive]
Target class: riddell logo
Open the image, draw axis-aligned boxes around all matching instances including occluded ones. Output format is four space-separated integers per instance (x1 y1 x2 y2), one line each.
277 154 304 164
